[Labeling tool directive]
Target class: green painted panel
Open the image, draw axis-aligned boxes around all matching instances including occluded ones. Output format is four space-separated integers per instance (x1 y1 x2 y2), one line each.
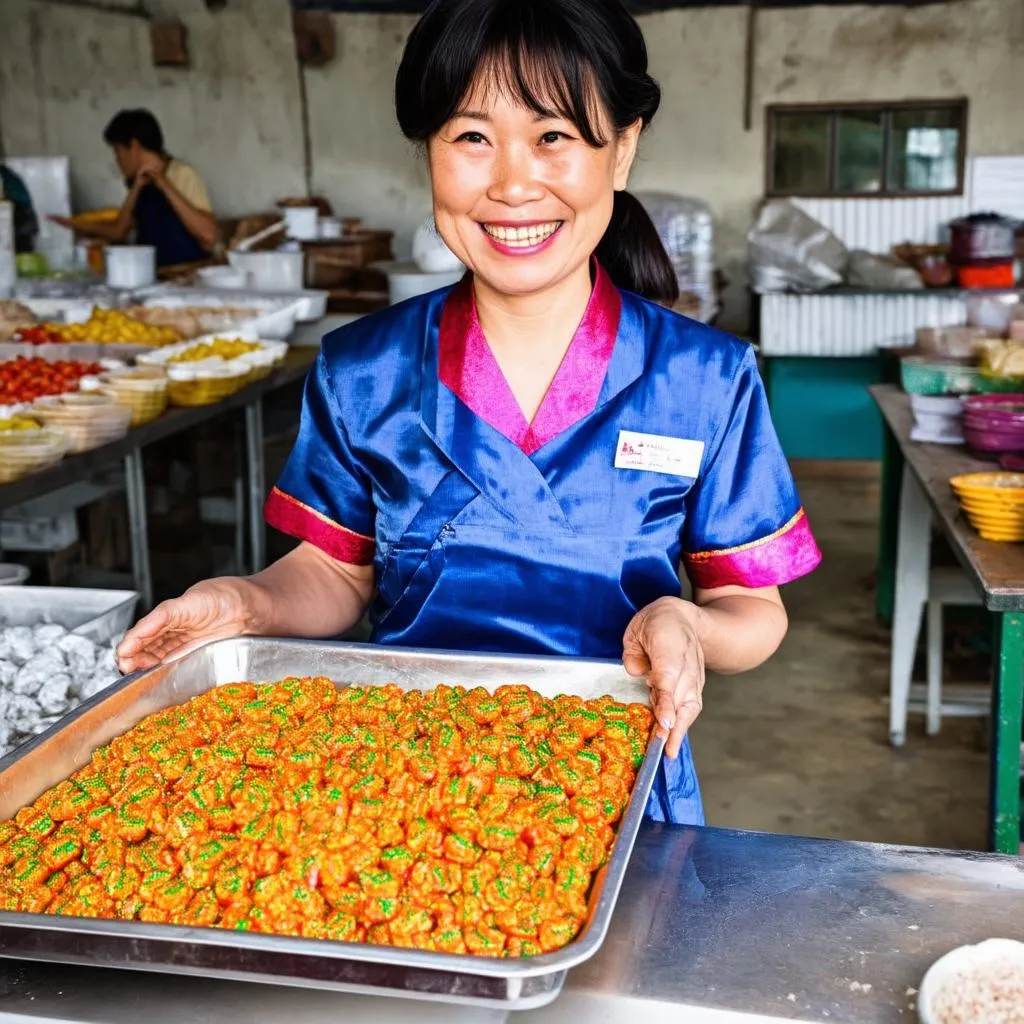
764 356 884 460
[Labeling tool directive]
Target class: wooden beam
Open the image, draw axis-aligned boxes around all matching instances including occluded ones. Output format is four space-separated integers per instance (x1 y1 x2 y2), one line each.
292 0 964 10
34 0 150 18
743 2 758 132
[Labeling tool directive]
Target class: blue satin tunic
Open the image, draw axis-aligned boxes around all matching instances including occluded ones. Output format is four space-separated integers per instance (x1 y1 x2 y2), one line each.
266 266 821 824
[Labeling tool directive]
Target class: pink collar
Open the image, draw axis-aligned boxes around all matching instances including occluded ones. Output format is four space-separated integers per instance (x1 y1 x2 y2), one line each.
438 263 623 456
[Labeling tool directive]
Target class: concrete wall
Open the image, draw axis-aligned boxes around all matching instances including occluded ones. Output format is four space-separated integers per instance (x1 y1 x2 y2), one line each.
1 0 1021 328
0 0 306 214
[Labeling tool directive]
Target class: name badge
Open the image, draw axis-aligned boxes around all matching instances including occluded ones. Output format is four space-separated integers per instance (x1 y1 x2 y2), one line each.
615 430 704 478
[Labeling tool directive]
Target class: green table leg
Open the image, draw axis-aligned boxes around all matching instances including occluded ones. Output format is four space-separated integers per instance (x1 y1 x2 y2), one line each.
876 423 904 626
990 612 1024 854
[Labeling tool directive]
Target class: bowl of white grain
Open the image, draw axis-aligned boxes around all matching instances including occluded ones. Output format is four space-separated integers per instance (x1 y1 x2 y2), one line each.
920 938 1024 1024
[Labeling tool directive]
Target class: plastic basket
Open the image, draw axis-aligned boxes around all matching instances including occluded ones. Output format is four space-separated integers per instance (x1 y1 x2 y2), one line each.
166 365 249 407
32 395 131 452
96 368 169 426
0 428 69 482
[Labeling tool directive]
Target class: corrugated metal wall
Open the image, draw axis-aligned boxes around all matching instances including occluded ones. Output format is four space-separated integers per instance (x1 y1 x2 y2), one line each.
760 191 974 356
759 292 969 356
792 195 970 252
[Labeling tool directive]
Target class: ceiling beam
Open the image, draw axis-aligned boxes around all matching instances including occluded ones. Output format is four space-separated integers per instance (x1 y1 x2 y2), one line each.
292 0 961 10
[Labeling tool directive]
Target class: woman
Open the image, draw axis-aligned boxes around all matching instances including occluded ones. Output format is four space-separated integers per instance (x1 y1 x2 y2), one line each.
118 0 821 825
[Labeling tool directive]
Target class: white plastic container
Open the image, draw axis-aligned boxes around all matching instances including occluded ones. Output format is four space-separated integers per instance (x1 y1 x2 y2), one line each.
196 265 248 289
379 260 463 305
280 206 319 241
318 217 342 240
227 250 304 292
105 245 156 288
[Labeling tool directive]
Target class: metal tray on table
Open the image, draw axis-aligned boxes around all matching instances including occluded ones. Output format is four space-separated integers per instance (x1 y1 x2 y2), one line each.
0 638 663 1010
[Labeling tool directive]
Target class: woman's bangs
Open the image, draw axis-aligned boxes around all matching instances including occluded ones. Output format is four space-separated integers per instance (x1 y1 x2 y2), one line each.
468 35 608 147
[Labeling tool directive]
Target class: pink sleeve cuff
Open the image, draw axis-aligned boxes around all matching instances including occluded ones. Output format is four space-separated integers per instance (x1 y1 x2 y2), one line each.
683 508 822 590
264 486 374 565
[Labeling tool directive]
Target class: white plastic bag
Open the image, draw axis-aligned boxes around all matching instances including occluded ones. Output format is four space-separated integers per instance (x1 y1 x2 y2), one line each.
747 200 848 293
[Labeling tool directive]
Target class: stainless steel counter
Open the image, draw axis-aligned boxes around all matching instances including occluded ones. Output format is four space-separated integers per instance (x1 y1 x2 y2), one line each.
2 823 1022 1024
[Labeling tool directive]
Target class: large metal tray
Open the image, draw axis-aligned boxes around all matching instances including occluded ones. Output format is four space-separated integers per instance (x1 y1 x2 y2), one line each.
0 638 662 1010
0 586 138 644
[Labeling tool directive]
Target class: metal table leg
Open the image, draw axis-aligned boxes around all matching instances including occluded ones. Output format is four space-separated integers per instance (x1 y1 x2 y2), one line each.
876 421 904 626
233 419 247 575
889 465 932 747
990 612 1024 854
244 398 266 574
123 448 153 612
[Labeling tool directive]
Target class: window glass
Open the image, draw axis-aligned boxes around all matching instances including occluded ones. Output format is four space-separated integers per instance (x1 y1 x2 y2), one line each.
835 110 884 194
771 111 830 194
768 103 964 196
888 107 962 192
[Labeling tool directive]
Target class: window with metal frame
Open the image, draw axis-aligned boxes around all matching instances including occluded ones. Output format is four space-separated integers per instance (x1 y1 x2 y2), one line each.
766 100 967 198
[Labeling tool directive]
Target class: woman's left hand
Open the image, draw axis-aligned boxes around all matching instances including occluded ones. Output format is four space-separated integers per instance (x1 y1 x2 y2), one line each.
622 596 705 759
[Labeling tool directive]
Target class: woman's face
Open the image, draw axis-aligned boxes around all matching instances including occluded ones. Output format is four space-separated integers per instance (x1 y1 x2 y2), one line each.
428 71 641 299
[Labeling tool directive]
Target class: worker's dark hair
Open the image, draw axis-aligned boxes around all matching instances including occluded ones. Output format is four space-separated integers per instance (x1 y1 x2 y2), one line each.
395 0 679 305
102 109 165 154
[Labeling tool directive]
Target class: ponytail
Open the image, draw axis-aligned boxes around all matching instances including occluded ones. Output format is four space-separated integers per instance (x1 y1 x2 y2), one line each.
595 191 679 306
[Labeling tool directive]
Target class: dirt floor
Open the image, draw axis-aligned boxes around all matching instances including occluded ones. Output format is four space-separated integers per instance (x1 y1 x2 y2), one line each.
694 469 992 851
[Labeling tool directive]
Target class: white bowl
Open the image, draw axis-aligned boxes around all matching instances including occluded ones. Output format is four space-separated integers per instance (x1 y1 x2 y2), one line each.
378 261 464 305
911 394 964 417
412 218 464 274
919 938 1024 1023
227 250 304 292
196 265 248 289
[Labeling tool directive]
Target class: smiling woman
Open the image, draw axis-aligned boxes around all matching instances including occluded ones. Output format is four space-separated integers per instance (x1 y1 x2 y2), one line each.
119 0 821 833
395 0 678 306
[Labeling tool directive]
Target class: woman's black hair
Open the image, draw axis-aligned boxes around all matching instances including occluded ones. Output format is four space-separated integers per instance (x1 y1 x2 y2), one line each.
395 0 679 306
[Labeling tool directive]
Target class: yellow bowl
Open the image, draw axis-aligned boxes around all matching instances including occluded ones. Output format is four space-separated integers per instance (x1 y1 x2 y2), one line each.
950 472 1024 500
958 497 1024 516
957 488 1024 503
966 518 1024 535
976 529 1024 543
954 499 1024 520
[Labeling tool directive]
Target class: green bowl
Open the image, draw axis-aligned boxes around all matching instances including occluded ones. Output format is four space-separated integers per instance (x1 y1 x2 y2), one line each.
900 357 982 396
976 370 1024 394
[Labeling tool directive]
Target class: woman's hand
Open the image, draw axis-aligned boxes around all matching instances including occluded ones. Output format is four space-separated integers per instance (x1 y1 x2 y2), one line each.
622 597 706 759
116 577 265 674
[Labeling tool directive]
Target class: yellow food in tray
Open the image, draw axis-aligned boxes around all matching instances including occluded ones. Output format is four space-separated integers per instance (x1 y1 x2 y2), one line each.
48 309 182 347
0 679 652 957
168 338 261 363
0 416 40 432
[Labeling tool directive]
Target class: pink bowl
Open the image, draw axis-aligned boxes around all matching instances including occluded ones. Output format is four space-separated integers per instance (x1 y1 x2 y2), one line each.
964 425 1024 453
963 394 1024 414
964 413 1024 431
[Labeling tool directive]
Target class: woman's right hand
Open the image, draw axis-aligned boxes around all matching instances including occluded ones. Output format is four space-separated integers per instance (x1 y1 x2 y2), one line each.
116 577 264 674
